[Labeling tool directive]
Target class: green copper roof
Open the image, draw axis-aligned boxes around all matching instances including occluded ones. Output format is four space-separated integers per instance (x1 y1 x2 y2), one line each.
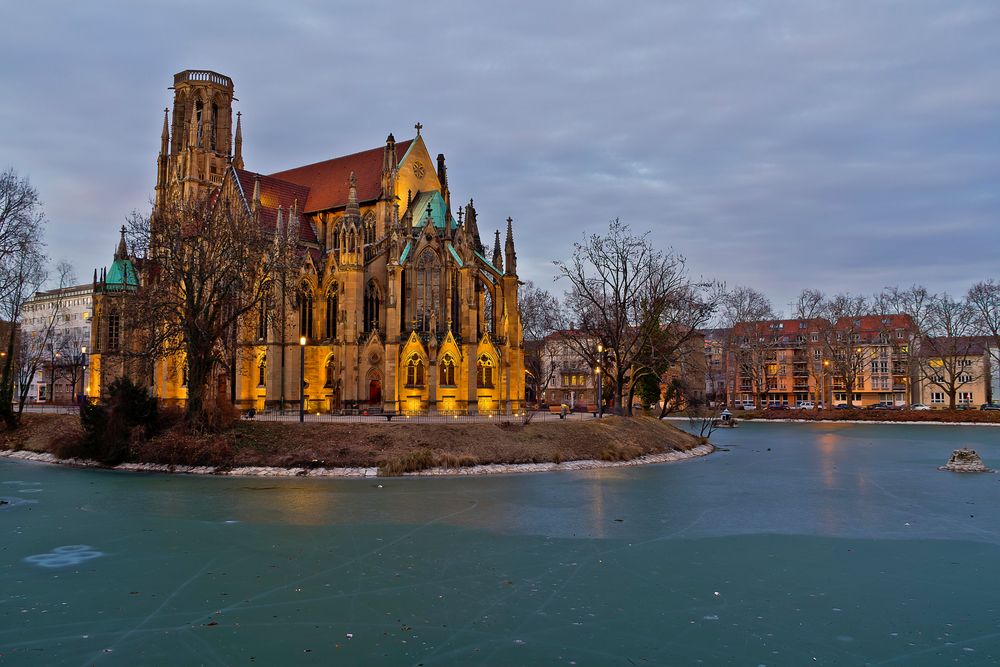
105 257 139 291
410 191 456 231
446 242 463 267
474 251 501 276
399 240 413 265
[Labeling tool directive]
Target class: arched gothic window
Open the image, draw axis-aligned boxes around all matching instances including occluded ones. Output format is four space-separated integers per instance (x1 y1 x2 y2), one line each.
325 288 338 339
364 280 382 333
257 290 270 341
297 283 313 339
415 250 441 332
210 102 219 151
324 355 336 387
194 99 204 147
482 283 495 335
257 354 267 387
405 354 425 387
477 354 495 388
440 355 456 386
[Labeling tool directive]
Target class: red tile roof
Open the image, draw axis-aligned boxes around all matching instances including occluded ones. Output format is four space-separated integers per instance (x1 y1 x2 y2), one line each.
835 314 915 332
266 140 413 213
234 169 318 245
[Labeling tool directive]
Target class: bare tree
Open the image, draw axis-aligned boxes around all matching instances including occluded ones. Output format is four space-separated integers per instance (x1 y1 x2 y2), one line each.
518 281 560 405
817 294 872 408
914 294 984 409
555 219 714 416
966 280 1000 385
126 189 287 426
0 169 48 427
721 286 776 408
11 262 74 417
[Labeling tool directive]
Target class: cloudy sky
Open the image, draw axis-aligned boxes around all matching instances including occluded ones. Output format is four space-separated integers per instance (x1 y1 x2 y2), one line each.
2 1 997 312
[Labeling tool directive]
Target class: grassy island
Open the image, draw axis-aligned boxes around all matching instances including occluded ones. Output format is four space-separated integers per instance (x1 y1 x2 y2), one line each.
1 413 704 476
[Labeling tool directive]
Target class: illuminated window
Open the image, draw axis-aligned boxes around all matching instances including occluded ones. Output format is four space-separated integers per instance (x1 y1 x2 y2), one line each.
406 354 425 387
440 355 456 386
364 280 382 333
258 355 266 387
297 284 313 339
477 355 495 388
107 313 121 351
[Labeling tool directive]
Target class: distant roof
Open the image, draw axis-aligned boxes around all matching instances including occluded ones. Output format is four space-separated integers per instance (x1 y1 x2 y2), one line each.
266 140 413 213
234 169 317 245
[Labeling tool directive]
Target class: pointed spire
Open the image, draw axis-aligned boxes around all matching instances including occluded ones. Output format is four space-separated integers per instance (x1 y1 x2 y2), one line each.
275 205 284 240
115 226 128 260
233 111 244 170
505 217 517 276
160 108 170 156
382 133 398 199
492 229 503 271
345 171 360 222
465 199 483 254
93 268 98 287
251 174 261 213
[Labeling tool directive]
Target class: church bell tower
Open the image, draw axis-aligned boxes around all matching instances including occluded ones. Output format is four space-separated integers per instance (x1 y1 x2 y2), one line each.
155 70 238 207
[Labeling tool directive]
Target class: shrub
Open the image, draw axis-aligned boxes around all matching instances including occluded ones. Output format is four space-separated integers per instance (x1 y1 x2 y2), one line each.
597 441 645 462
74 377 159 465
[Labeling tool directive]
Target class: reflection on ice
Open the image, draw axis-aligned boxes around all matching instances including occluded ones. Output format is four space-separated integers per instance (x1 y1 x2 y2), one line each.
24 545 104 568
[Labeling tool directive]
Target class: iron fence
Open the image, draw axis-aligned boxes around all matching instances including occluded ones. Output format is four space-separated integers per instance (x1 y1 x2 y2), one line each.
244 408 602 424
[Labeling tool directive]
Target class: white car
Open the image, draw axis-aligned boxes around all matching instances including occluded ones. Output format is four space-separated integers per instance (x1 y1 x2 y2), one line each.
792 401 815 410
910 403 931 411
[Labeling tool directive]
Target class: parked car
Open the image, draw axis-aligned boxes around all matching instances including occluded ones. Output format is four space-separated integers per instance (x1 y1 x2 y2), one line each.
980 403 1000 411
735 401 756 410
833 404 852 410
791 401 815 410
910 403 931 411
765 403 789 411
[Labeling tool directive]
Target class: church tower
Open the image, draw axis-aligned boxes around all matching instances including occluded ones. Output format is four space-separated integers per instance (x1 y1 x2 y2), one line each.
155 70 237 207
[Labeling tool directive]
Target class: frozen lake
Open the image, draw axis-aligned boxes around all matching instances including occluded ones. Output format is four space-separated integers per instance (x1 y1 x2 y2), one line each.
2 422 999 665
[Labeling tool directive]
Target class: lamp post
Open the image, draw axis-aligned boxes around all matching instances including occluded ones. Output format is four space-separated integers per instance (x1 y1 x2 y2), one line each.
596 343 604 419
299 336 306 422
821 359 829 409
79 346 88 404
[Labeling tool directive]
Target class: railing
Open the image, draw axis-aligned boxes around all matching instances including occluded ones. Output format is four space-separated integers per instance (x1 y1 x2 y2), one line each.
246 409 594 424
174 70 233 88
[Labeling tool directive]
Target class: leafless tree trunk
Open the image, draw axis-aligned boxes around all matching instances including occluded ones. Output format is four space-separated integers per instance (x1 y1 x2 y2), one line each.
0 169 49 428
126 190 293 427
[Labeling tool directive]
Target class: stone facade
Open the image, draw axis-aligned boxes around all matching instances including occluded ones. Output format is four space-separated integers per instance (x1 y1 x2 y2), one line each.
90 69 525 414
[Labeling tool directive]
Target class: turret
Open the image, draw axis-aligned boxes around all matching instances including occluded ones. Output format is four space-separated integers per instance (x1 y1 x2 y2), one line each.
504 217 517 276
233 111 244 170
436 153 450 214
464 199 483 254
381 133 397 199
492 229 503 272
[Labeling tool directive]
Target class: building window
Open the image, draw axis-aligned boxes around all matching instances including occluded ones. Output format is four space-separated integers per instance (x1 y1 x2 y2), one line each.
257 295 269 341
297 284 313 339
405 354 425 387
325 290 337 339
415 251 440 332
958 373 972 384
930 392 944 404
258 355 267 387
364 280 382 333
440 355 456 386
477 354 495 388
958 392 973 404
107 313 121 351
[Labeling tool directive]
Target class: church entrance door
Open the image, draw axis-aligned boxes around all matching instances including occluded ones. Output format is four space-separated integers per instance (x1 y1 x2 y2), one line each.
369 379 382 405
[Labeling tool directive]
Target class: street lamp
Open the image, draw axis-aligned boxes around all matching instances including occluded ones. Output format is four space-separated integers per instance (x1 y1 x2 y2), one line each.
299 336 306 422
79 346 88 403
822 359 829 408
596 343 604 419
